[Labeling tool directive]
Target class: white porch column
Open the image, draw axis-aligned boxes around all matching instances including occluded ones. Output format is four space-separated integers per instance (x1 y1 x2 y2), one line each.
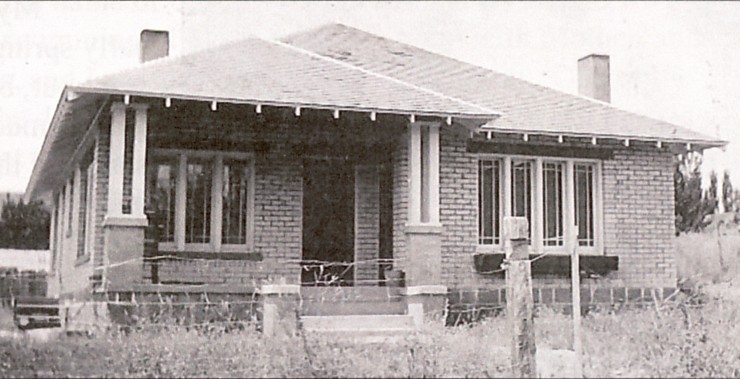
107 103 126 218
427 124 440 225
130 104 149 219
408 122 422 224
404 121 444 287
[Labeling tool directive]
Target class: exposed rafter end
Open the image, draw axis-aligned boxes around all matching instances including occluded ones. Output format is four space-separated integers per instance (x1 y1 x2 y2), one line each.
210 101 218 111
370 111 376 121
333 109 340 119
255 104 262 114
294 107 301 117
123 94 131 105
523 133 529 142
164 97 172 108
446 116 452 126
623 139 630 147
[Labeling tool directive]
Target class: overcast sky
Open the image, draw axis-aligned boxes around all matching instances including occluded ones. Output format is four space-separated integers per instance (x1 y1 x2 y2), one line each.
0 1 737 194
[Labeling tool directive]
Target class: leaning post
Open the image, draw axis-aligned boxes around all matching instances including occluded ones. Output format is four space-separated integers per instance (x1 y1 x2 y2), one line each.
504 216 537 378
570 225 583 377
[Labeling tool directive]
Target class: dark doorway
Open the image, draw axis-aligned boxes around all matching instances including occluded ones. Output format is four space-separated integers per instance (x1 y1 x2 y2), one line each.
302 159 355 286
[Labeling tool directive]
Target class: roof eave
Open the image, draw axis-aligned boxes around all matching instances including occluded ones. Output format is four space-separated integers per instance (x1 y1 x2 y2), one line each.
478 125 727 150
24 87 71 203
67 85 501 121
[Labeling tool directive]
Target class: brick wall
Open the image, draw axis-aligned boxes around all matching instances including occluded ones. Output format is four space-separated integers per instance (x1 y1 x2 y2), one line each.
354 164 380 284
438 127 678 291
132 105 403 287
392 128 409 274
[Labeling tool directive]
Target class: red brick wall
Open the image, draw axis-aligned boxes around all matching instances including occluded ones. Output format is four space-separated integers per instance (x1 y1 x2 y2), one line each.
354 164 380 284
133 105 404 287
438 126 678 291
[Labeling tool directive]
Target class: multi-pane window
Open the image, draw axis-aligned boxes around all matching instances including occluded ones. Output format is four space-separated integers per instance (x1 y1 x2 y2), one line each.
575 164 595 247
543 162 564 246
478 160 501 245
66 178 74 237
147 150 254 252
222 160 251 245
185 160 212 244
477 155 601 253
511 160 532 228
150 161 177 243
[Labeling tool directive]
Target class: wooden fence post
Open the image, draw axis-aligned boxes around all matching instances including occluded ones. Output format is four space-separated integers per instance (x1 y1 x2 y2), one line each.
570 225 583 378
504 216 537 378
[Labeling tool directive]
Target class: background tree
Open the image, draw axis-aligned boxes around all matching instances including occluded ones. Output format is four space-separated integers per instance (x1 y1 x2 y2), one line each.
705 170 719 213
722 170 735 212
674 152 716 233
0 195 50 249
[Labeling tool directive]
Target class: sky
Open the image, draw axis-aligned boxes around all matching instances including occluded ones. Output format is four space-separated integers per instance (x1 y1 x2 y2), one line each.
0 1 738 194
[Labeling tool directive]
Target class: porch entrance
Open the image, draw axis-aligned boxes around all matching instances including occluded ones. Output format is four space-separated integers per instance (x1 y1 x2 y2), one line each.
302 159 355 286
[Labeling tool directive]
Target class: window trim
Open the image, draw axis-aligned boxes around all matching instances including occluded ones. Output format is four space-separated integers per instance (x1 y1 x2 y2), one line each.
476 153 603 255
149 148 255 253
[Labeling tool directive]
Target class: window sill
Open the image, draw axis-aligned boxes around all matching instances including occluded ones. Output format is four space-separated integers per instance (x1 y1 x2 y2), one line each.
74 255 91 267
473 252 618 278
150 250 263 261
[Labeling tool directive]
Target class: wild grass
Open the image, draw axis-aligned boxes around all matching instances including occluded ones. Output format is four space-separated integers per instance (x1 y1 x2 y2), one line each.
676 231 740 287
0 231 737 377
0 293 738 378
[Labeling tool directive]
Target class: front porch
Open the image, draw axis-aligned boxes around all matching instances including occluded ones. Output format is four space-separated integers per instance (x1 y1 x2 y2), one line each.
99 99 452 305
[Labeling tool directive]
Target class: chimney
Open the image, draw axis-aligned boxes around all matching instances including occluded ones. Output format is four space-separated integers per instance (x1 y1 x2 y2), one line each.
140 30 169 63
578 54 610 103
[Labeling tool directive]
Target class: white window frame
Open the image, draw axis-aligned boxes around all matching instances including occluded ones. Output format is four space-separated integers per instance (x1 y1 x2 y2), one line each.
476 153 603 255
149 149 255 253
83 162 95 258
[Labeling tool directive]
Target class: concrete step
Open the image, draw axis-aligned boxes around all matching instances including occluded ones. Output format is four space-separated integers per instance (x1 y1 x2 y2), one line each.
300 286 404 302
300 314 416 333
301 299 406 316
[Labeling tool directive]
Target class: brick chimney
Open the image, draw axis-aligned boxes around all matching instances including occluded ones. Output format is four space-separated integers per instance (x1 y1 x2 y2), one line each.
578 54 610 103
140 30 169 63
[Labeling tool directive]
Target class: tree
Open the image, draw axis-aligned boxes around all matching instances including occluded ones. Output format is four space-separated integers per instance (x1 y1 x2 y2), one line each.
722 170 735 212
705 170 719 213
674 152 716 233
0 195 50 249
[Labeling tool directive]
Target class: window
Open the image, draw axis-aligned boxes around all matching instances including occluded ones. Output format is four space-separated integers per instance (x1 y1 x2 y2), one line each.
575 164 595 247
222 159 251 246
147 150 254 252
511 160 533 230
77 167 88 258
542 161 564 247
66 178 74 237
185 159 212 245
477 155 601 254
478 159 501 245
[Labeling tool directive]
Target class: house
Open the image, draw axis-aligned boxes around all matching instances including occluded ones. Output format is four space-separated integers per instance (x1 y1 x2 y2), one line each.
24 24 725 328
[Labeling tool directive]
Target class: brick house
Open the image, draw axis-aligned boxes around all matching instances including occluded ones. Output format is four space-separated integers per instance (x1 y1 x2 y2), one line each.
25 24 725 326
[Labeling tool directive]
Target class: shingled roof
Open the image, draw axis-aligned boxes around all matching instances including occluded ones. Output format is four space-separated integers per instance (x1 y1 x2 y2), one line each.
26 23 726 201
71 37 498 120
284 23 724 146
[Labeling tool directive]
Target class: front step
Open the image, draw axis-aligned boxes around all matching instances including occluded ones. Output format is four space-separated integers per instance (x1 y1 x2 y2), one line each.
302 300 406 316
301 314 416 333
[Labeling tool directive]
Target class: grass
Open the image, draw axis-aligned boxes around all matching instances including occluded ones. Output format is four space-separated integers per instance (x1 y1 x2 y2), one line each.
0 231 737 377
676 231 740 287
0 294 738 378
